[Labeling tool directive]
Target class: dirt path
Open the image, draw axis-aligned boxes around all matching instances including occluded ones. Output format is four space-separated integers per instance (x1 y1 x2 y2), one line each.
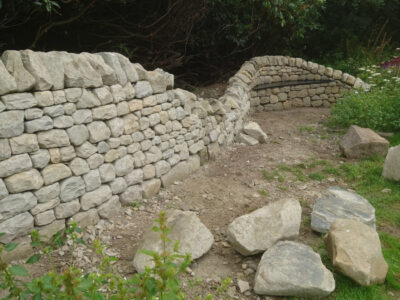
25 107 352 299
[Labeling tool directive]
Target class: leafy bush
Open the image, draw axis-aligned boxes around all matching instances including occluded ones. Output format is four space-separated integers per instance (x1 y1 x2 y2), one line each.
0 211 230 299
329 60 400 132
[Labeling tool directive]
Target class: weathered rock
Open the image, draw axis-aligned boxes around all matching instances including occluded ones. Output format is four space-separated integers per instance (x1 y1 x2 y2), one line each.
20 49 53 90
243 121 268 143
120 185 142 205
34 210 56 226
145 71 166 94
227 199 301 255
72 109 92 124
0 154 32 178
30 197 60 215
68 53 103 88
116 53 139 83
41 163 72 185
34 183 60 203
236 133 259 146
54 200 81 219
53 115 74 128
83 169 102 192
1 92 37 109
5 169 44 193
1 236 34 264
97 52 127 86
97 196 121 219
76 89 101 109
69 157 90 176
76 141 97 159
110 177 127 194
114 155 134 176
135 81 153 98
82 52 118 85
69 209 99 228
0 192 37 222
133 210 214 273
80 185 112 210
0 212 34 243
0 59 17 95
161 157 199 187
9 134 39 154
0 139 11 161
25 116 53 133
142 179 161 198
254 241 335 297
326 219 388 286
60 176 86 202
1 50 34 92
99 163 116 183
92 104 117 120
38 129 70 148
0 179 8 200
0 111 24 138
30 149 50 169
37 219 65 243
38 52 65 90
340 125 389 158
87 121 111 143
311 187 375 233
382 145 400 181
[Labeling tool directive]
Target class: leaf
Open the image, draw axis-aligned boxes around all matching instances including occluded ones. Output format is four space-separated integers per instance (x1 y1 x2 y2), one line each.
152 226 159 232
4 243 18 252
10 265 29 277
26 254 41 264
78 278 93 290
0 233 5 237
76 238 85 245
140 249 158 257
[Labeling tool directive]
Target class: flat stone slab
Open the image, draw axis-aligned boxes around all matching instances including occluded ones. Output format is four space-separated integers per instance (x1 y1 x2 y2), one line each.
311 187 375 233
339 125 389 158
227 198 301 255
133 210 214 273
326 219 388 286
254 241 335 297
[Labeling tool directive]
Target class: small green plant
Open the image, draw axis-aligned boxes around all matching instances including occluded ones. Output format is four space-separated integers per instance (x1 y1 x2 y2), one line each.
278 186 288 192
309 172 325 181
258 189 269 196
262 169 274 180
0 211 231 299
298 125 316 133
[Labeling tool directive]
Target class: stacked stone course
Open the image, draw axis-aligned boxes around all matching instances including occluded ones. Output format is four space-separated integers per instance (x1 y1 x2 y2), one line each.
0 51 367 248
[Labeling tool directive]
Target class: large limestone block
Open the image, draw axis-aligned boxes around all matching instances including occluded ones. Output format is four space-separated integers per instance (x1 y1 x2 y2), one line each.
38 129 70 148
0 139 11 161
0 153 32 178
115 53 138 83
0 192 37 222
0 59 17 95
254 241 335 297
30 197 60 215
0 110 25 138
1 92 37 109
1 50 35 92
227 199 301 256
339 125 389 158
37 219 65 243
4 169 44 193
142 179 161 198
97 52 127 86
120 184 142 205
236 133 258 146
1 236 34 264
42 163 72 185
20 50 53 90
82 52 118 85
70 53 103 88
311 187 375 233
97 196 122 219
0 179 8 200
145 70 166 94
87 121 111 143
60 176 86 202
54 200 81 219
243 121 268 143
9 134 39 154
382 145 400 181
160 156 200 187
25 116 53 133
34 183 60 203
38 52 65 90
69 209 99 228
80 185 112 210
326 219 388 286
0 212 34 243
133 210 214 273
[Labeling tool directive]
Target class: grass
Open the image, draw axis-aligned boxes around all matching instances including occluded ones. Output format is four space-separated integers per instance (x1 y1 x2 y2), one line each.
298 125 316 133
309 172 325 181
258 189 269 196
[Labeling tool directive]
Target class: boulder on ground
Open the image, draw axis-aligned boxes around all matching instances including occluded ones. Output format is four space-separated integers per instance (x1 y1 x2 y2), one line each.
254 241 335 298
382 145 400 181
243 121 268 143
133 210 214 273
227 198 301 256
339 125 389 158
326 219 388 286
236 133 258 146
311 187 375 233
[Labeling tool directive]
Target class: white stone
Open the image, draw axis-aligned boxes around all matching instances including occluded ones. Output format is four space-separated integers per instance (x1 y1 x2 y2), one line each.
0 139 11 161
41 163 72 185
60 176 86 202
83 169 102 192
382 145 400 181
88 121 111 143
0 192 37 222
55 200 81 219
114 155 134 176
69 157 90 176
4 169 43 193
97 196 122 219
34 210 55 226
67 125 89 146
20 50 53 91
54 116 74 129
243 121 268 143
72 109 92 124
1 50 35 92
25 116 53 133
120 185 142 205
30 150 50 169
99 163 116 183
76 141 97 158
81 185 112 210
38 130 70 148
0 154 32 178
227 199 302 255
0 111 24 138
124 169 143 186
142 179 161 198
1 92 37 109
133 210 214 273
34 183 60 203
9 134 38 154
30 197 59 215
135 81 153 98
34 91 54 107
0 212 34 243
25 108 43 120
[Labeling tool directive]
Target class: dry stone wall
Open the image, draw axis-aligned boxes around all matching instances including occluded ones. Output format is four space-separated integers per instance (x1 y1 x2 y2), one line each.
0 51 366 248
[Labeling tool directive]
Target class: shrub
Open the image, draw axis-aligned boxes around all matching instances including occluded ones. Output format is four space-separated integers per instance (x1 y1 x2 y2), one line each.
0 211 230 299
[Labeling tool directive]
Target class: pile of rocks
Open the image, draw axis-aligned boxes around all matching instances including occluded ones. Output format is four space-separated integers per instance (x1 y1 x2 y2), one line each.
236 121 268 146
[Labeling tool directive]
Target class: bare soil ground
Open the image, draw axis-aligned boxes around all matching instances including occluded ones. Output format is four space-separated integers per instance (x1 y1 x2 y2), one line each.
18 107 372 299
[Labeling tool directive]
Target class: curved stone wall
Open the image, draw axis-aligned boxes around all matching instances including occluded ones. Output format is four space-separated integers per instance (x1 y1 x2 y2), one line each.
0 51 366 249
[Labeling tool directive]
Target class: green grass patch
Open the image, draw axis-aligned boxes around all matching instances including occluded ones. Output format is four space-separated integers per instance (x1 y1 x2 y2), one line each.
323 166 342 176
389 132 400 147
309 172 325 181
298 125 316 133
258 189 269 196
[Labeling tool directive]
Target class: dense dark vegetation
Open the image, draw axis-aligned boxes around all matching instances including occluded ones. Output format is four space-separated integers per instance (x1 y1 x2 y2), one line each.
0 0 399 84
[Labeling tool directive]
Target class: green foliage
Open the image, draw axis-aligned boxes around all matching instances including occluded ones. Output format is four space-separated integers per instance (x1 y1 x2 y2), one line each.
0 211 230 299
